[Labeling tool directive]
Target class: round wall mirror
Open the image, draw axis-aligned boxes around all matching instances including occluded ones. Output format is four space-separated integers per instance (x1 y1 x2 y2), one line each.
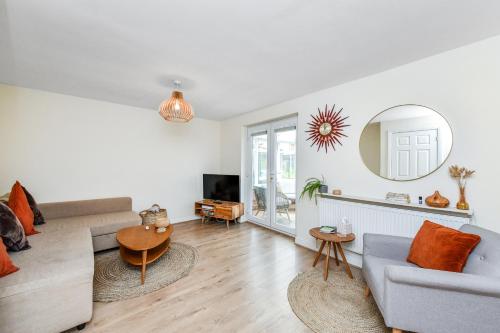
359 104 453 181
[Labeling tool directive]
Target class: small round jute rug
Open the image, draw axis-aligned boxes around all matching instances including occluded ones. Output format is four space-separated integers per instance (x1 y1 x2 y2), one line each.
288 266 389 333
93 242 198 302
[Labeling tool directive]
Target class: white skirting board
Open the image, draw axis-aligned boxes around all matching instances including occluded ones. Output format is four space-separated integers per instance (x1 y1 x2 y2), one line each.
170 215 200 224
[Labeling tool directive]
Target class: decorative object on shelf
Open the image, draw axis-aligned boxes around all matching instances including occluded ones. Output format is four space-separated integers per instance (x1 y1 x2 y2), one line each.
300 177 327 204
306 104 349 153
332 189 342 196
449 165 475 210
159 80 194 122
385 192 411 204
139 204 169 226
425 191 450 208
338 217 352 236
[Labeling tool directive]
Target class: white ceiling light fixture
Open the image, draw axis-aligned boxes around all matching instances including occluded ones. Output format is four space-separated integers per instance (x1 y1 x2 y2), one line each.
159 80 194 122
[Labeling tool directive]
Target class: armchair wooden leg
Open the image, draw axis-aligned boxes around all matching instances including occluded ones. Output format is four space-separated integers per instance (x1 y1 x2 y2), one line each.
392 329 403 333
364 286 371 298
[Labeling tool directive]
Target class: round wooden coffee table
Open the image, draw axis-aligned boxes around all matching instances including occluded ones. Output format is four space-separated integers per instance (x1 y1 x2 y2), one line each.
309 227 355 281
116 224 174 285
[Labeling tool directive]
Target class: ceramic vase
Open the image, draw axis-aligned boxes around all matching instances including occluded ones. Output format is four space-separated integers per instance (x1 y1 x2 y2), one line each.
425 191 450 208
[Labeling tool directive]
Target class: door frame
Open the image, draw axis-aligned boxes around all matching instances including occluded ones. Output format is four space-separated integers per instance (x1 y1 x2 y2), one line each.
245 116 298 236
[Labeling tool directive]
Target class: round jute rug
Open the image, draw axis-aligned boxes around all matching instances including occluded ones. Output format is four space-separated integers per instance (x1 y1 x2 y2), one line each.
288 267 389 333
93 242 198 302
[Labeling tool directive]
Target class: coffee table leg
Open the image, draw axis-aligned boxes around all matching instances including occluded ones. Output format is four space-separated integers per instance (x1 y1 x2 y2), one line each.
333 242 339 266
141 250 147 285
337 243 353 279
324 242 331 281
313 240 326 267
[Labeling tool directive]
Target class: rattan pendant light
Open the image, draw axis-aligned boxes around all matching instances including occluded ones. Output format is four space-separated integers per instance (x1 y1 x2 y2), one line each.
159 80 194 122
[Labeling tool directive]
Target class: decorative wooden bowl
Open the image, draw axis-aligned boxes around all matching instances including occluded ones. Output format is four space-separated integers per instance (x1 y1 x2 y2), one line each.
425 191 450 208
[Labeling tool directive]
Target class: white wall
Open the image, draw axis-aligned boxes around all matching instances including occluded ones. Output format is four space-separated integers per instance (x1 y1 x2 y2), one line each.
220 35 500 253
0 84 221 222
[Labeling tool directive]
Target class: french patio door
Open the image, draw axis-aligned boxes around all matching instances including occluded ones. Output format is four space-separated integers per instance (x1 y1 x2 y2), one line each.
246 116 297 235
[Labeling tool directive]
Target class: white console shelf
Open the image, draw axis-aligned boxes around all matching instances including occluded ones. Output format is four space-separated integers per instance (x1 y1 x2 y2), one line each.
318 193 473 256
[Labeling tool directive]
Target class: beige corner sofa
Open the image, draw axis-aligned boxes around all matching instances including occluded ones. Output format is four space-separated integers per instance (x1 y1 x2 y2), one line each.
0 197 142 333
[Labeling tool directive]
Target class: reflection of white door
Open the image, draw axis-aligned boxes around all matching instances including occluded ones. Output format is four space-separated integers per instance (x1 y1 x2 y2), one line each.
389 129 438 180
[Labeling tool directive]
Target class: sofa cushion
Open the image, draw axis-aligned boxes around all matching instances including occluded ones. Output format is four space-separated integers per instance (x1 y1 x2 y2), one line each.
8 181 38 236
40 211 141 237
22 186 45 225
0 227 93 298
408 220 481 272
0 238 19 278
0 202 30 251
363 255 415 312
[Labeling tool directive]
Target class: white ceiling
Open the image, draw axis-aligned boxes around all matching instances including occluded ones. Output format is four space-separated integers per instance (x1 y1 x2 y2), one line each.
2 1 500 120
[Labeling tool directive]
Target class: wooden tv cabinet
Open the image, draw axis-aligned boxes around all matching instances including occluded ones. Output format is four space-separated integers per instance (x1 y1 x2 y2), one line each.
194 199 244 229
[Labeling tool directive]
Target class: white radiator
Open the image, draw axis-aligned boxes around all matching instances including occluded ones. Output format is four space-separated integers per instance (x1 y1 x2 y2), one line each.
319 195 473 254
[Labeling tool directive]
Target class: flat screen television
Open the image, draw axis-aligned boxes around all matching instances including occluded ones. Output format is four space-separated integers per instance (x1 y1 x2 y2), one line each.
203 174 240 202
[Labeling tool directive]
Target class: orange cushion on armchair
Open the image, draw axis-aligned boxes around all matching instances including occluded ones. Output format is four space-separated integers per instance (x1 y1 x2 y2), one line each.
8 181 38 236
407 220 480 272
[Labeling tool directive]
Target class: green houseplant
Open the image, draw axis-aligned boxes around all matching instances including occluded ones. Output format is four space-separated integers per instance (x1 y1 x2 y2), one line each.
300 177 327 204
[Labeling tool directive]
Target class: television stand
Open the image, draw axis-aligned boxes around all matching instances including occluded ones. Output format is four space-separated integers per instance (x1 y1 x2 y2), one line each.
194 199 244 229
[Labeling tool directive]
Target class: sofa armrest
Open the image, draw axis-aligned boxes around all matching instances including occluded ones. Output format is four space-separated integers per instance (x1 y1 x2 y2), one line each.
363 233 413 261
39 197 133 220
385 265 500 298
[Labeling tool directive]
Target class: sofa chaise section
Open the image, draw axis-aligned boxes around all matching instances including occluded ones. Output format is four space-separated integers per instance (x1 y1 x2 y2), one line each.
0 196 142 333
0 227 93 333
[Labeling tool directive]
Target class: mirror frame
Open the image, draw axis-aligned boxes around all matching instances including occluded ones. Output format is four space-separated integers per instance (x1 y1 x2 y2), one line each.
359 104 454 182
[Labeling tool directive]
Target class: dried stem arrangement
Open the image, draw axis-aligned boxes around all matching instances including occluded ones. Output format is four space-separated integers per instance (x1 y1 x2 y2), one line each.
449 165 475 189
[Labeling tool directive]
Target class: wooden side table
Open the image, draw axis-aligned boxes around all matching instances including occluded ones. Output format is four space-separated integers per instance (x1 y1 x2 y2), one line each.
309 227 355 281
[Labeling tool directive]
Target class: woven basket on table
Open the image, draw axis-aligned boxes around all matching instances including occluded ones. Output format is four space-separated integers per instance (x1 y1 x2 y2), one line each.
139 204 170 228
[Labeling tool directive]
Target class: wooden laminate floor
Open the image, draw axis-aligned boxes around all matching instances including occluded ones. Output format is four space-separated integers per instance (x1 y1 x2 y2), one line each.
82 220 314 333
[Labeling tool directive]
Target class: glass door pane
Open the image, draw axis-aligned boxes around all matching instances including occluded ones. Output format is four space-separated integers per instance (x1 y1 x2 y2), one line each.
250 132 268 222
272 128 296 232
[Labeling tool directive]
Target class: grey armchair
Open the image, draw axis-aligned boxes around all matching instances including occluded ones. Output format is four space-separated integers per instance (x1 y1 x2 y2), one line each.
362 224 500 333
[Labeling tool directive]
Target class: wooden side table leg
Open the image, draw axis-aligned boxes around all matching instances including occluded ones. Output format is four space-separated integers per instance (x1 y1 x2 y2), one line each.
313 240 326 267
332 242 339 266
141 250 147 285
337 243 353 279
324 241 331 281
226 219 229 230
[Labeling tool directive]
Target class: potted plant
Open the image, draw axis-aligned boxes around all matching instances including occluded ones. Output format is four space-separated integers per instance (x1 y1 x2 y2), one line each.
300 176 328 204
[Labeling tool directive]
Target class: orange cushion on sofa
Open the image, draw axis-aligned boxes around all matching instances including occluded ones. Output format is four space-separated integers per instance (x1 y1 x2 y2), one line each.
8 181 38 236
407 220 480 272
0 238 19 277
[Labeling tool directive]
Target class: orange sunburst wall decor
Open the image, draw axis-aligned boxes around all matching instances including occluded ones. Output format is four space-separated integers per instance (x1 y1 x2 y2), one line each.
306 104 350 153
